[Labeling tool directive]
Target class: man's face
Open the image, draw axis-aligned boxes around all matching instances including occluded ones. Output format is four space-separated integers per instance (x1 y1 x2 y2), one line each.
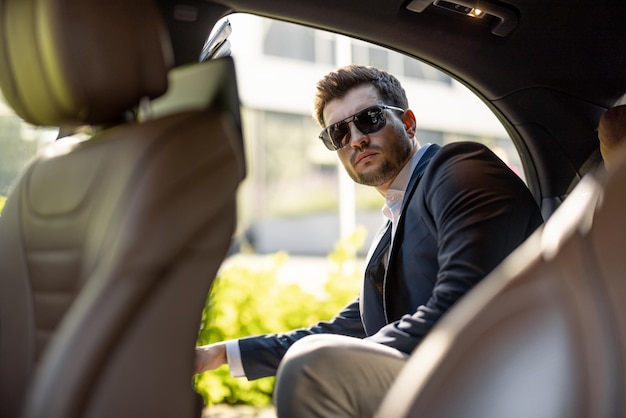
322 84 417 192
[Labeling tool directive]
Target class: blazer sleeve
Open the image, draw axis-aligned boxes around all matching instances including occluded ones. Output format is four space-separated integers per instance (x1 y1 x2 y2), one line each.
238 296 367 380
367 142 544 353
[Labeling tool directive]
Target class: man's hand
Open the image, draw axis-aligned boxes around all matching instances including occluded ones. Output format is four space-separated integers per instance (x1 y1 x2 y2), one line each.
195 342 228 374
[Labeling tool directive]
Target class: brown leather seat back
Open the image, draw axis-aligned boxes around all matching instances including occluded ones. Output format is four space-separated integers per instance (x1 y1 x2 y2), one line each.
376 144 626 418
0 1 245 417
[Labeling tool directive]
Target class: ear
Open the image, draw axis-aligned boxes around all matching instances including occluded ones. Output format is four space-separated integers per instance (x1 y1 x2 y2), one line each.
403 109 417 137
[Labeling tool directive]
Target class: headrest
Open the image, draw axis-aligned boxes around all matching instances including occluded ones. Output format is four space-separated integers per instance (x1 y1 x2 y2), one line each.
0 0 173 126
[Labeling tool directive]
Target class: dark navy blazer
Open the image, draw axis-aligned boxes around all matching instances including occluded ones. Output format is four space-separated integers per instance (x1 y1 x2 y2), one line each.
239 142 544 379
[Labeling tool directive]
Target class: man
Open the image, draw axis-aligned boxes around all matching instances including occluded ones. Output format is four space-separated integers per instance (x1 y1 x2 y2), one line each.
196 65 544 417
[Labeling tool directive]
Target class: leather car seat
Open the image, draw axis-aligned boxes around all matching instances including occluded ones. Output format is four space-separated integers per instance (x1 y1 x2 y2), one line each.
0 0 245 417
376 143 626 417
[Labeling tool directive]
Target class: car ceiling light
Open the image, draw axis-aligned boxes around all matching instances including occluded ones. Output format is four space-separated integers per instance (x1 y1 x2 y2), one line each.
406 0 518 37
468 8 483 17
432 0 485 18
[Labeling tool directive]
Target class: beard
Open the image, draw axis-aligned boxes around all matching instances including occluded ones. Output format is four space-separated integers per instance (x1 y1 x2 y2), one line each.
353 157 400 186
346 133 414 187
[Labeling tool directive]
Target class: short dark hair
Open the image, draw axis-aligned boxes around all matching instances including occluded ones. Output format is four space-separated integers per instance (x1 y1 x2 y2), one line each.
313 65 409 127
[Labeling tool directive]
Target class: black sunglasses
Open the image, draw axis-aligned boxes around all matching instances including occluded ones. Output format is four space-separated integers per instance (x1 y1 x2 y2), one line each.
319 105 405 151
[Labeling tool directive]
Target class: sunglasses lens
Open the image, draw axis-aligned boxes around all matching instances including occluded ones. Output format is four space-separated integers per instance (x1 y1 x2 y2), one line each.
319 105 393 151
354 107 385 134
328 122 349 148
320 132 336 150
321 134 337 150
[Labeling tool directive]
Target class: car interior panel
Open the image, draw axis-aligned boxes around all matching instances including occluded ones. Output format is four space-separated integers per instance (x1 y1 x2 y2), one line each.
0 0 244 417
0 0 625 416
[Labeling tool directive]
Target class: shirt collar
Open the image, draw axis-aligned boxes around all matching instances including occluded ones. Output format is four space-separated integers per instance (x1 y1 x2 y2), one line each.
382 143 432 222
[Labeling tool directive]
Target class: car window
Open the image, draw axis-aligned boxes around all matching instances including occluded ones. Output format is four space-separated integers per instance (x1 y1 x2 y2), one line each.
217 13 526 255
0 92 58 213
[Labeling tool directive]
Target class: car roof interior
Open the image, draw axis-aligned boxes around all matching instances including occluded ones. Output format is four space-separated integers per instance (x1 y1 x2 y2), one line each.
157 0 626 217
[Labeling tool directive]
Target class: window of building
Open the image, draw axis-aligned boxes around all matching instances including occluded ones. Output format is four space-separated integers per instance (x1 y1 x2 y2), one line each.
264 20 332 63
403 58 452 84
263 20 315 62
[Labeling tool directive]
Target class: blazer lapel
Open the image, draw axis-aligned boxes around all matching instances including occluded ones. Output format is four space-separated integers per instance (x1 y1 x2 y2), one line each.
391 144 440 249
360 221 391 334
361 144 441 333
383 144 440 321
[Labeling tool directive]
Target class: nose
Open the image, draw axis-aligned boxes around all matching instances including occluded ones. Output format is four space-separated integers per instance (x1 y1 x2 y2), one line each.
347 121 369 149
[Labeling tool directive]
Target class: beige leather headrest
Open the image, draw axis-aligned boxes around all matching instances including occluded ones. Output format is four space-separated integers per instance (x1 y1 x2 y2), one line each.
0 0 173 126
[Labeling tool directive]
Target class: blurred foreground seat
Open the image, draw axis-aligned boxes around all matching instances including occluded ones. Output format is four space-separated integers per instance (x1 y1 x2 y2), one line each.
0 0 245 417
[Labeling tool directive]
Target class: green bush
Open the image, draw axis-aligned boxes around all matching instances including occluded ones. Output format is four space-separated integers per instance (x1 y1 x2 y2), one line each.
0 195 5 213
194 226 367 407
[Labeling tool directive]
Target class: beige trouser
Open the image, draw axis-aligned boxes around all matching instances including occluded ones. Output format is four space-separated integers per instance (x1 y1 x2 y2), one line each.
273 334 409 418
